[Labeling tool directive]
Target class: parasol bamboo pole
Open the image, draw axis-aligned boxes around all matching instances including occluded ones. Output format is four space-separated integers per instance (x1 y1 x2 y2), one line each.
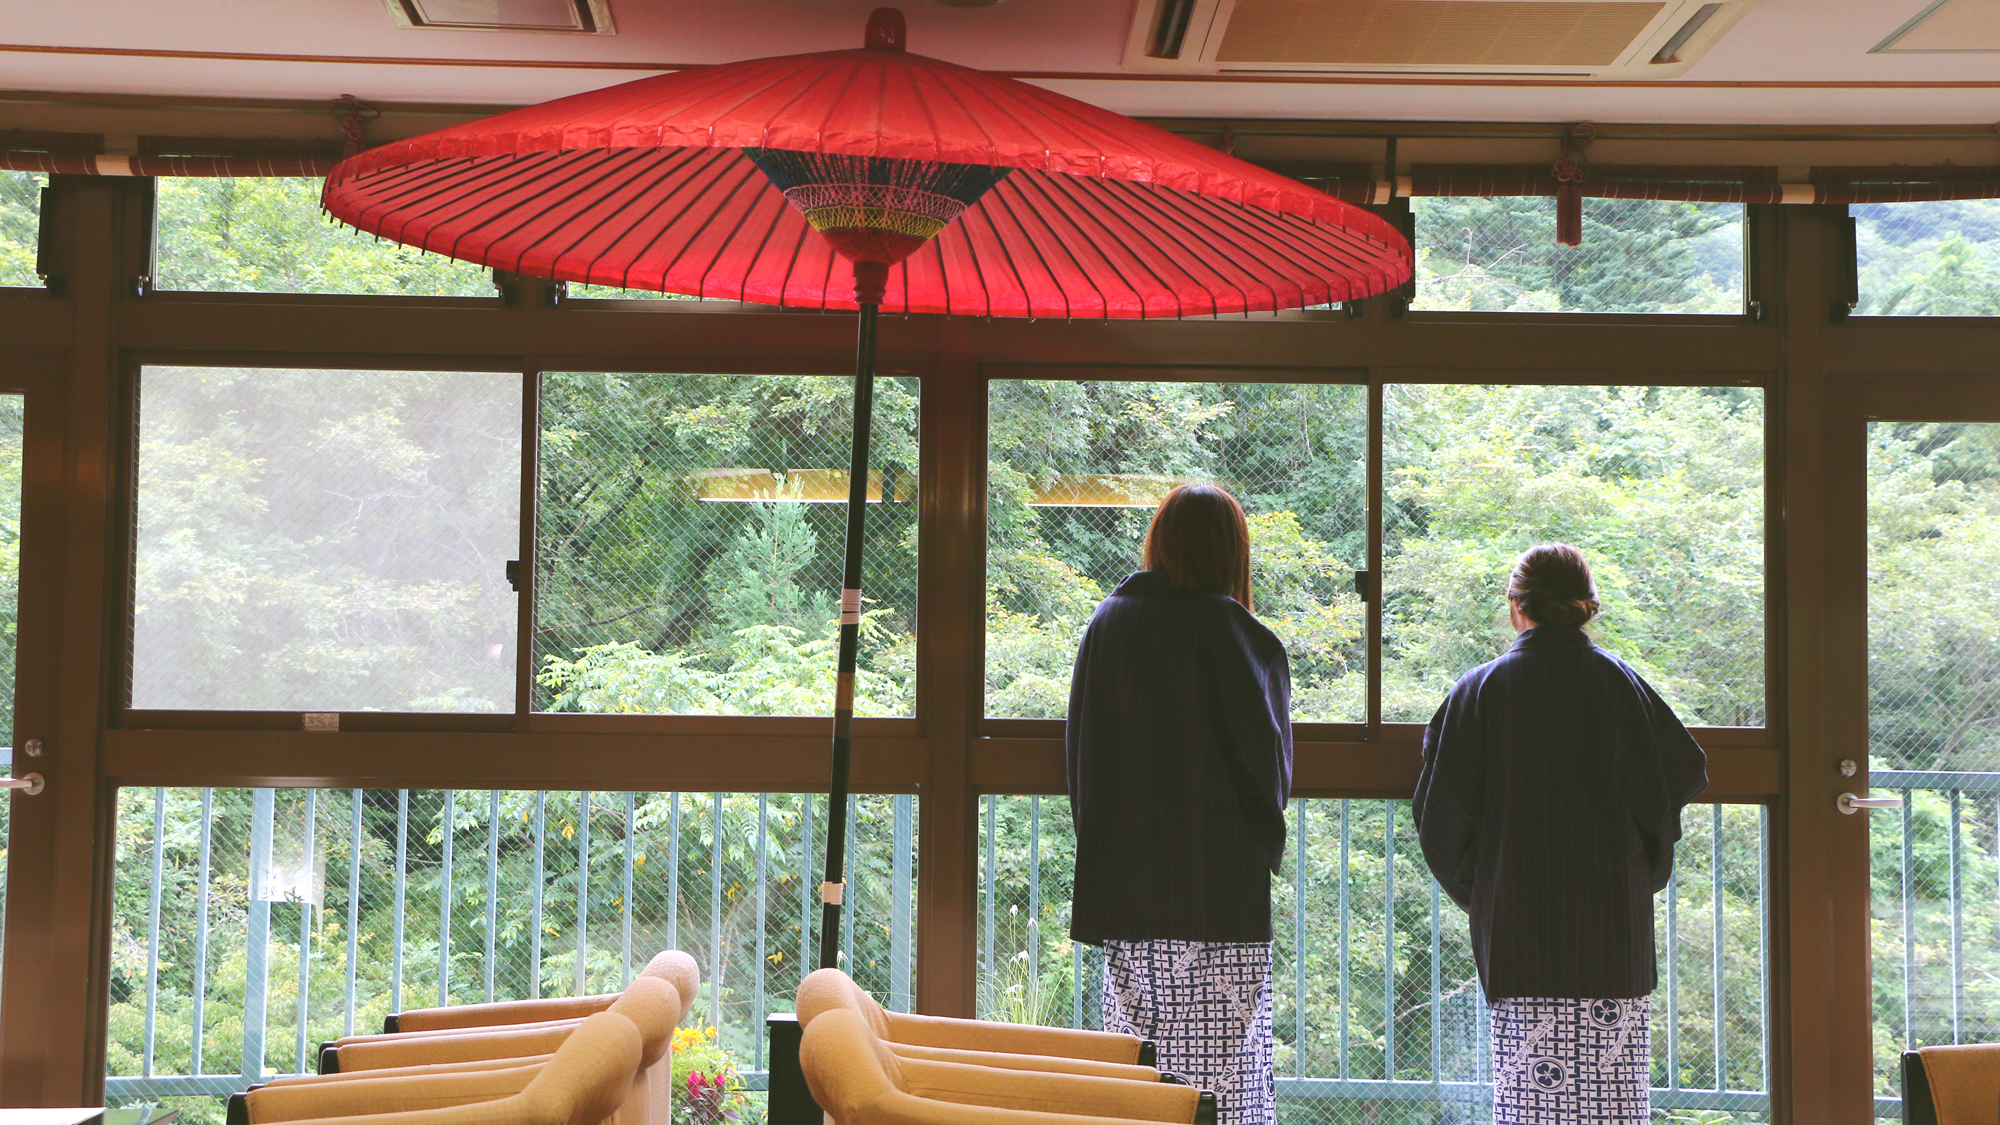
819 261 886 971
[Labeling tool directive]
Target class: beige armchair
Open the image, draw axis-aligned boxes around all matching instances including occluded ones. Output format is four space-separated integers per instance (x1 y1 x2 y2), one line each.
800 1007 1216 1125
239 1009 642 1125
796 968 1155 1073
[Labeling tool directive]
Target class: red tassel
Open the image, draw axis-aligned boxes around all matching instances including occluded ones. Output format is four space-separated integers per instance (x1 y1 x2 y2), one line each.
1556 180 1582 246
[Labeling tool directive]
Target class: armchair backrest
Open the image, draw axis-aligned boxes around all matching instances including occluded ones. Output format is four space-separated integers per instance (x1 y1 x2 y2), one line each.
1904 1044 2000 1125
796 968 890 1039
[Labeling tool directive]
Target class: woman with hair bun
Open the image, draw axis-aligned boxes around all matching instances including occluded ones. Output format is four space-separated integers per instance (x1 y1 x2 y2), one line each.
1067 483 1292 1125
1413 544 1707 1125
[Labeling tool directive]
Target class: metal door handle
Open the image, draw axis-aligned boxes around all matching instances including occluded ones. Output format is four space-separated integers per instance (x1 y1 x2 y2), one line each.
1838 791 1901 815
1 774 44 796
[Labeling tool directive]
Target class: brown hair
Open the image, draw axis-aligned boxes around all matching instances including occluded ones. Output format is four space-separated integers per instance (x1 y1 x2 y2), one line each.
1143 484 1253 610
1508 543 1599 629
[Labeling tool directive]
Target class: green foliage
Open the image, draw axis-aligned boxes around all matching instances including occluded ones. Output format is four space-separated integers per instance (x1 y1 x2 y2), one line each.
155 178 491 295
1412 197 1744 314
0 171 43 287
670 1025 753 1125
1856 201 2000 316
534 371 918 716
1383 384 1766 726
131 367 519 711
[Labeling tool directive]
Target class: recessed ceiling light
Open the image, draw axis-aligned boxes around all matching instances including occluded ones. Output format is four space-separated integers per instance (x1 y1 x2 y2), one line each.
384 0 616 34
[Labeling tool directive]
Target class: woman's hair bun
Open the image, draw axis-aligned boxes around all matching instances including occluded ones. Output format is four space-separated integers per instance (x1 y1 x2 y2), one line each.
1507 543 1599 629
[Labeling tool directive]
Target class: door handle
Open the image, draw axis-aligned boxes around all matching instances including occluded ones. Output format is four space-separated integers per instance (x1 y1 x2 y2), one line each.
1838 791 1902 815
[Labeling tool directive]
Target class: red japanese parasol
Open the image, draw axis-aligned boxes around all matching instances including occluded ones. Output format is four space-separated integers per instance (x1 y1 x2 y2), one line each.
323 7 1410 976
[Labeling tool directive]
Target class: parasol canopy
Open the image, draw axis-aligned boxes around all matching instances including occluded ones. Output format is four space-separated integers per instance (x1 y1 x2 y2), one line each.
322 13 1410 316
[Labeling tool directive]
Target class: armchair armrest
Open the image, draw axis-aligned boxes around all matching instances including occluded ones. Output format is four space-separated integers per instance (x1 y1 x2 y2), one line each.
881 1012 1147 1065
887 1042 1158 1082
244 1063 542 1123
390 995 616 1034
331 1024 577 1072
266 1055 554 1089
898 1057 1203 1122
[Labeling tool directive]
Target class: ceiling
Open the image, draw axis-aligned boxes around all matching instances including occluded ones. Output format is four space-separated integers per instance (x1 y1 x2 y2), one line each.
1 0 1998 126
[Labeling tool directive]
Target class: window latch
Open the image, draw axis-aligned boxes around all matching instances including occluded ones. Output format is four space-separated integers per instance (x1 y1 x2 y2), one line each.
506 560 521 592
1353 569 1373 602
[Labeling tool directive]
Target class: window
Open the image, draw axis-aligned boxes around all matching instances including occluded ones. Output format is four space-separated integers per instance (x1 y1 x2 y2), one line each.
107 787 917 1119
1412 198 1745 314
535 372 918 717
130 367 521 712
986 379 1365 722
155 178 491 296
1867 422 2000 1099
980 796 1770 1119
1855 201 2000 316
0 394 20 1006
1384 385 1765 726
0 171 44 287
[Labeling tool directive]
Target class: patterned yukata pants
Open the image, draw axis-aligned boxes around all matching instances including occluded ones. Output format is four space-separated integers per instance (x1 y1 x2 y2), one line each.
1490 996 1651 1124
1101 940 1275 1125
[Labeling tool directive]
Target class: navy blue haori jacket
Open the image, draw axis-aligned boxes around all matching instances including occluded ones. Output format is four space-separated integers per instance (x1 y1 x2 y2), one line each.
1066 570 1294 945
1413 625 1708 1000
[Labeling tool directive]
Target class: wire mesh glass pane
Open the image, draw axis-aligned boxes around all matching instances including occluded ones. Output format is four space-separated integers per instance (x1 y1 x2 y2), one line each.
1855 201 2000 316
0 171 43 287
0 395 19 1010
980 797 1770 1123
106 786 917 1124
155 178 492 295
1382 384 1765 727
131 367 521 711
535 372 918 716
1868 422 2000 1105
1412 197 1745 313
986 380 1366 722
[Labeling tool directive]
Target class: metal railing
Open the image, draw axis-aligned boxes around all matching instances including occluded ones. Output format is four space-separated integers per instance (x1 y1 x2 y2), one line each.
979 796 1772 1121
105 788 917 1109
1870 770 2000 1119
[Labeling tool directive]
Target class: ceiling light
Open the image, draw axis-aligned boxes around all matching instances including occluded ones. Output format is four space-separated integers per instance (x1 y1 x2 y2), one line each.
384 0 616 34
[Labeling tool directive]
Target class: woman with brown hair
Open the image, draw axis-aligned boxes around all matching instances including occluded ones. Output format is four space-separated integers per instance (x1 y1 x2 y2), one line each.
1066 484 1293 1125
1414 543 1707 1125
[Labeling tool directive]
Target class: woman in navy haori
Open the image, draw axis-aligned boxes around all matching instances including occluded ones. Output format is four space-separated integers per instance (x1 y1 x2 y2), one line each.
1066 484 1293 1125
1414 544 1708 1125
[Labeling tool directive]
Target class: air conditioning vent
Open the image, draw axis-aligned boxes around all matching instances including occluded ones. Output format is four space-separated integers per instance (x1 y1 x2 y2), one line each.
1123 0 1759 77
385 0 615 34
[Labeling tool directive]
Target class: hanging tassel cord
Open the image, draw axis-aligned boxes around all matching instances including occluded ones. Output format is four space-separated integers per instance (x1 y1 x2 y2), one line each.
819 261 887 971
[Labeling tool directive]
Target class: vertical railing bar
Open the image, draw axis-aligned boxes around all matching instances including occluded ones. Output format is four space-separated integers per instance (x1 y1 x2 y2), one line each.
1429 874 1441 1084
439 790 454 1008
143 789 165 1077
485 791 499 1004
244 789 276 1084
392 790 409 1015
1758 803 1768 1092
1667 852 1680 1091
577 791 591 997
192 788 213 1074
1951 789 1964 1043
1383 800 1396 1080
710 792 724 1031
296 790 318 1074
670 793 682 955
622 792 635 989
841 794 857 971
1294 801 1307 1079
531 791 547 1000
345 791 362 1038
890 795 913 1013
1072 940 1083 1031
983 795 996 1014
755 795 769 1071
1029 796 1042 1014
797 795 809 977
1713 803 1725 1091
1339 799 1350 1082
1902 795 1915 1049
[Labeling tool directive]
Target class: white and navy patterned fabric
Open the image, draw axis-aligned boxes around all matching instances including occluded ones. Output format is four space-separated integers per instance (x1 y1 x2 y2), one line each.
1490 996 1651 1124
1101 939 1274 1125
